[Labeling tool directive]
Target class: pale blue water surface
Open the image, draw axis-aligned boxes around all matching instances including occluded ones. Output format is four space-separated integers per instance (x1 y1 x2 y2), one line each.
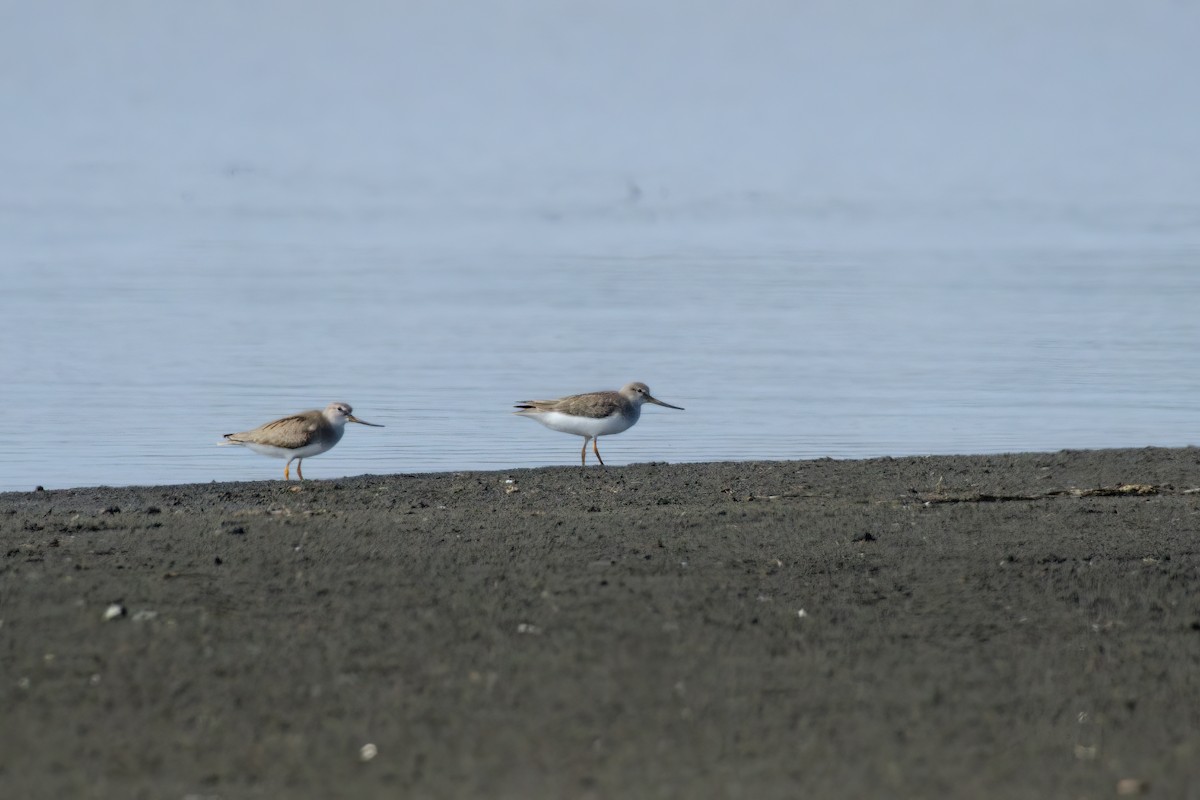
2 1 1199 491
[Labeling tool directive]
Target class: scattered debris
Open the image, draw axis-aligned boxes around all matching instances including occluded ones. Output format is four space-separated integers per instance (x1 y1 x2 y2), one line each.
102 603 126 622
797 609 808 619
919 483 1167 505
359 743 378 762
1104 484 1157 495
516 623 542 635
132 609 158 623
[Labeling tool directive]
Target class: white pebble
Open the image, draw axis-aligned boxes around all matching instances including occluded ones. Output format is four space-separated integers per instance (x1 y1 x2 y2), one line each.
1117 778 1148 795
102 603 126 622
797 609 808 619
360 743 378 762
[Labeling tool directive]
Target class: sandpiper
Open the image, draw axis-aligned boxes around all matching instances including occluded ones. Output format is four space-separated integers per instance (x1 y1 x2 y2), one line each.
220 402 383 480
514 381 684 466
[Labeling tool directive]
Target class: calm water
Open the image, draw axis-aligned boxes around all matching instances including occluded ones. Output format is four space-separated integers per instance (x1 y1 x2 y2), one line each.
2 2 1199 491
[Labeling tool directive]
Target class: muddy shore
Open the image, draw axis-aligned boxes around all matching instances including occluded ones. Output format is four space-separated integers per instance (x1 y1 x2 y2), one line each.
3 448 1199 798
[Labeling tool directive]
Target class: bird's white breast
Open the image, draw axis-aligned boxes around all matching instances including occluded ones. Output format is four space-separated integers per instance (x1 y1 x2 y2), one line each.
241 438 337 460
531 409 637 438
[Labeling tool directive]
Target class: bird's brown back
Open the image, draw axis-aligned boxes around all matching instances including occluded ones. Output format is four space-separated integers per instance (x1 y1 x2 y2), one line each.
225 411 324 449
515 391 630 419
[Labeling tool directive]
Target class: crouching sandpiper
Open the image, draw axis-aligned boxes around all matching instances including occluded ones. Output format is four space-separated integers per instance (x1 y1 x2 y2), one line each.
514 382 683 466
221 402 383 480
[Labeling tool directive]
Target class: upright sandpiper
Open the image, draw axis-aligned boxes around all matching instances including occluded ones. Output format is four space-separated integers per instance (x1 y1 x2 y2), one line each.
220 402 383 480
514 381 684 466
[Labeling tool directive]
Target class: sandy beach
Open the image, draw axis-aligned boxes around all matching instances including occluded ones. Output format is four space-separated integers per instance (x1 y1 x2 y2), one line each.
3 448 1199 798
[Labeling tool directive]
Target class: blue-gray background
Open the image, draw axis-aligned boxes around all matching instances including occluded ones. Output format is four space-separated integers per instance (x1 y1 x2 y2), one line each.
2 1 1198 491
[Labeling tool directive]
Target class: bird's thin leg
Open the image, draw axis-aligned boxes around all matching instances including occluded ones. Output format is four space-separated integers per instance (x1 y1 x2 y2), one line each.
581 437 589 467
593 437 605 467
296 459 304 481
284 459 293 480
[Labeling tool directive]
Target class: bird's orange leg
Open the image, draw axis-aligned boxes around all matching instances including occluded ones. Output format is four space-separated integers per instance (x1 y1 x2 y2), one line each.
593 437 605 467
284 460 291 480
296 459 304 481
581 438 589 466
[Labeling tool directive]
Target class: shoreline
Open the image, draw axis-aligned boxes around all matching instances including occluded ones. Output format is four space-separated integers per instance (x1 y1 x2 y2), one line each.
4 443 1198 498
3 447 1199 797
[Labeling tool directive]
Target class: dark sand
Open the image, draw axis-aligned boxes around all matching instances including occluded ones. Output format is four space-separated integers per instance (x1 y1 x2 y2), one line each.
3 448 1200 799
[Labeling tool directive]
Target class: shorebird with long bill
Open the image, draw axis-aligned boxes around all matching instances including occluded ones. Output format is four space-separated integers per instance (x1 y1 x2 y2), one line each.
514 381 684 466
220 402 383 480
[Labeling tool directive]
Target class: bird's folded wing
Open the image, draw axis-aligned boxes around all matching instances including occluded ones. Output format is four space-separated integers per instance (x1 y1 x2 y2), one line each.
231 415 320 448
550 392 624 418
